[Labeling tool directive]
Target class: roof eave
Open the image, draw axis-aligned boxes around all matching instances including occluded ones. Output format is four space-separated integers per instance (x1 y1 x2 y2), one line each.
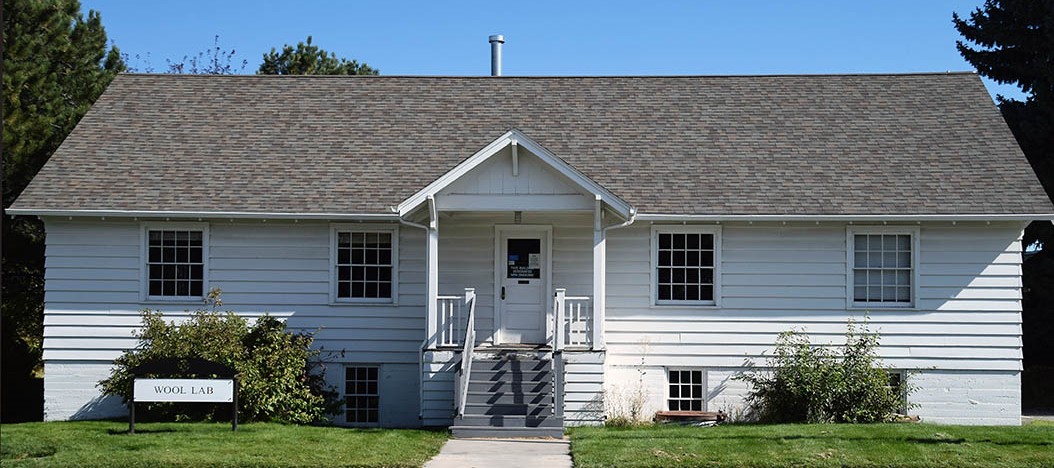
5 208 401 221
636 213 1054 222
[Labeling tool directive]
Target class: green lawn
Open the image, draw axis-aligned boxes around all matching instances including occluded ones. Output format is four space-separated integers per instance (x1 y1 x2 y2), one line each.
570 422 1054 468
0 421 447 467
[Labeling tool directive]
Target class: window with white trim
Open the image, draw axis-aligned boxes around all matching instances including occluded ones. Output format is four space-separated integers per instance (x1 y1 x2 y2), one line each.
668 369 705 411
344 366 379 424
333 227 396 302
653 226 720 305
146 228 206 298
849 228 917 307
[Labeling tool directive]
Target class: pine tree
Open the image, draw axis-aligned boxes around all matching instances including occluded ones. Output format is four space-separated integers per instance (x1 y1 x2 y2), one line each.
953 0 1054 243
954 0 1054 407
1 0 124 421
258 36 377 75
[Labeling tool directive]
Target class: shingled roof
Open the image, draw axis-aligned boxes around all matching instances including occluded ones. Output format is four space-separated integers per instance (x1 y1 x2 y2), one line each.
10 72 1053 217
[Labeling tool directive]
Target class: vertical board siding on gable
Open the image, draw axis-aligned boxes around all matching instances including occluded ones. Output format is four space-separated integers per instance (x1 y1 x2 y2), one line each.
442 146 585 196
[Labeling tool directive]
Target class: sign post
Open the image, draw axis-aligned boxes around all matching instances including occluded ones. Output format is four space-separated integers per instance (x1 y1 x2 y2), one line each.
127 358 239 433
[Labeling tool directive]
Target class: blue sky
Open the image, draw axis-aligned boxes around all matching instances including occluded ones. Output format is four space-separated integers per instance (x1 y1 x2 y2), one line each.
82 0 1026 102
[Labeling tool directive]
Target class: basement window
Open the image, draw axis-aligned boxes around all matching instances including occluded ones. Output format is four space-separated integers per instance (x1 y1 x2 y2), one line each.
667 369 705 411
345 366 379 425
333 226 398 303
145 225 208 299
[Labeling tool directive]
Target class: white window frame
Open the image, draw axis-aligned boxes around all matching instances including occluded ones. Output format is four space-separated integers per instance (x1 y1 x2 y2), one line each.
330 224 399 305
651 225 721 307
342 364 381 427
665 368 707 412
846 226 920 309
140 222 210 303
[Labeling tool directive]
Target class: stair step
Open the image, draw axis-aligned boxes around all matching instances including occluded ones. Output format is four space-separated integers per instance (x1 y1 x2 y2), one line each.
467 380 552 393
467 370 552 383
451 426 564 439
466 391 552 406
456 414 562 428
471 359 551 372
463 403 554 416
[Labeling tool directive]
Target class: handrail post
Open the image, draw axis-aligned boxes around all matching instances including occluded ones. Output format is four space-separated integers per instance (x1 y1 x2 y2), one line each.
554 288 566 351
456 287 476 418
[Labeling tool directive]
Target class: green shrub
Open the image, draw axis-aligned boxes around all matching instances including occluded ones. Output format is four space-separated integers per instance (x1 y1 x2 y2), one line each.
99 289 341 424
736 318 911 423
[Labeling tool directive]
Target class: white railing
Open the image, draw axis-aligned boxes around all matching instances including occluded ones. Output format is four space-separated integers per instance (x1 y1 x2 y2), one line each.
554 288 592 350
438 293 467 347
453 288 476 418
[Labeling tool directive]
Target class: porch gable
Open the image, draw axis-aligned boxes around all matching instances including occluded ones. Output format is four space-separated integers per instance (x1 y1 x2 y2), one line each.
395 130 633 217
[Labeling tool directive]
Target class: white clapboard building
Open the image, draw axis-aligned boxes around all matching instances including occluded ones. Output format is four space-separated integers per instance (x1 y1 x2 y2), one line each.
9 69 1053 433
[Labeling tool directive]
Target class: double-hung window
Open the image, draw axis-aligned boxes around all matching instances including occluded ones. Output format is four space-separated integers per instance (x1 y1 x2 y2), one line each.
653 226 721 306
144 223 208 300
332 226 397 303
848 227 918 308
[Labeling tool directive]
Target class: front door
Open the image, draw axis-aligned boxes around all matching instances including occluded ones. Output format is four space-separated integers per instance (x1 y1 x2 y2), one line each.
496 226 550 344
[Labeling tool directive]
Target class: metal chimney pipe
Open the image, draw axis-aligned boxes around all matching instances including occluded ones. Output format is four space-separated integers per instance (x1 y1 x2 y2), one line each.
489 34 504 76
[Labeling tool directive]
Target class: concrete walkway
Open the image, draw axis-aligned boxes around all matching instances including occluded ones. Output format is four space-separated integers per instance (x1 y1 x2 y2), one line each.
423 438 572 468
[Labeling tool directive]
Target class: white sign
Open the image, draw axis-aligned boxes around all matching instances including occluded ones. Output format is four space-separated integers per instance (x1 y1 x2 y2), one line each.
134 378 234 403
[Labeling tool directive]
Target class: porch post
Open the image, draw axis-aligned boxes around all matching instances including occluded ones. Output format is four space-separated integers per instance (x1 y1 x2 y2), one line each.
425 196 439 348
592 196 606 349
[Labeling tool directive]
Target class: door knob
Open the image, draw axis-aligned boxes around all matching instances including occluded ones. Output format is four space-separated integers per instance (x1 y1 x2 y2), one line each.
501 286 506 300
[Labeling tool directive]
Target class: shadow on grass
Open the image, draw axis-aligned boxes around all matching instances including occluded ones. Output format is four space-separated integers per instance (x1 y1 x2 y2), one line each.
580 431 1054 447
107 428 177 435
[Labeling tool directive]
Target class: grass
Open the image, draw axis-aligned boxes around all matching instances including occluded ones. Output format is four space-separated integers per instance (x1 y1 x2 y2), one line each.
569 422 1054 468
0 421 447 467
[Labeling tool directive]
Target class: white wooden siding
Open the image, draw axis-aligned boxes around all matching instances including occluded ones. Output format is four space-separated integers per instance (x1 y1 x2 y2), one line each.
41 216 1023 425
436 212 594 345
605 221 1024 424
41 217 425 425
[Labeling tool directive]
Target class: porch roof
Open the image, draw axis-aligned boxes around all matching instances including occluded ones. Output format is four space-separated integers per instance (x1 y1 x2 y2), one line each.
10 73 1053 218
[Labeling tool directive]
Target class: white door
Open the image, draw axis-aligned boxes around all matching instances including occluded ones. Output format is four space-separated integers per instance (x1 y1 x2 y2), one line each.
496 227 550 344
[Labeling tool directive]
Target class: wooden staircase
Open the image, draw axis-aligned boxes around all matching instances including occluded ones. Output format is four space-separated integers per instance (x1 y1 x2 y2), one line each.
451 349 563 438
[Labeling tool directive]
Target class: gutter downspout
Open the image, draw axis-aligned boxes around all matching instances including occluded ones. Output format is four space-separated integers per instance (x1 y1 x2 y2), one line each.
392 205 431 422
603 207 637 233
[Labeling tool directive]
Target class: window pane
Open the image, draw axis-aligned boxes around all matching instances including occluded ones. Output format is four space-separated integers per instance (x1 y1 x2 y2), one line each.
659 285 671 301
686 234 699 249
699 235 713 250
700 285 713 301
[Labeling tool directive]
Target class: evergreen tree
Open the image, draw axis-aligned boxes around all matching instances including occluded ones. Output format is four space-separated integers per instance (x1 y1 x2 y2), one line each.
1 0 124 421
953 0 1054 246
258 36 377 75
954 0 1054 407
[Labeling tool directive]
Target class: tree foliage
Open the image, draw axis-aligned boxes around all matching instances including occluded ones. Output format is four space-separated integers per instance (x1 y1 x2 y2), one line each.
99 291 341 424
953 1 1054 249
258 36 377 75
737 319 911 424
2 0 124 421
954 1 1054 398
161 35 247 75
